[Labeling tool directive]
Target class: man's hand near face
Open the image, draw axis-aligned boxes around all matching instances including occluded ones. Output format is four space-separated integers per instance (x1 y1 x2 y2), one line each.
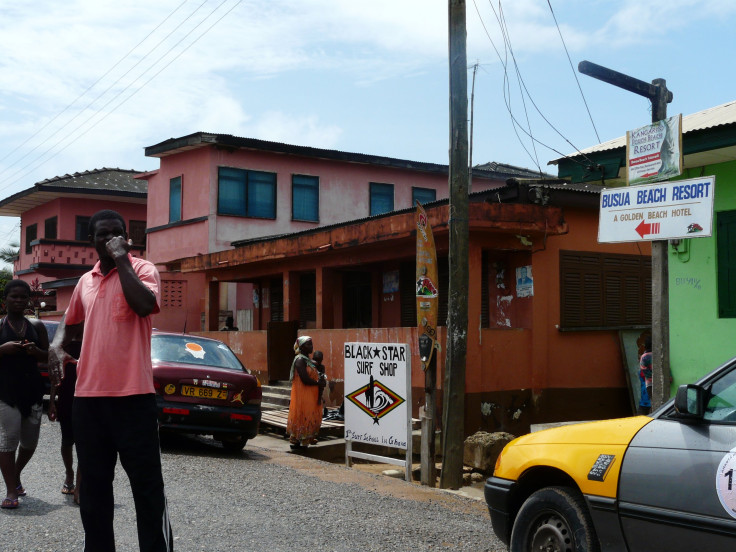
105 235 131 261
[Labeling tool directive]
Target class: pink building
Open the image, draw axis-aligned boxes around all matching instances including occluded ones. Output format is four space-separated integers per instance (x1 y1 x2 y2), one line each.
141 132 542 332
0 168 146 316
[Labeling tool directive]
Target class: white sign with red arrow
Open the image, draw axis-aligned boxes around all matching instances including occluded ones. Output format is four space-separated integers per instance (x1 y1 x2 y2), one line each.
598 176 715 243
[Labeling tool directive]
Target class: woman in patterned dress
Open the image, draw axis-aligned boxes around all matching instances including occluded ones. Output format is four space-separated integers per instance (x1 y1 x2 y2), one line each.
286 336 325 449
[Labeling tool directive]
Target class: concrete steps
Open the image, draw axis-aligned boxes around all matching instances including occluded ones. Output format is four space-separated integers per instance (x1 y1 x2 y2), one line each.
261 381 291 411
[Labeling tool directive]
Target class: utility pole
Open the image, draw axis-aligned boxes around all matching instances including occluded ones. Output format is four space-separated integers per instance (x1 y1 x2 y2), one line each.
441 0 469 490
578 61 673 408
469 61 478 194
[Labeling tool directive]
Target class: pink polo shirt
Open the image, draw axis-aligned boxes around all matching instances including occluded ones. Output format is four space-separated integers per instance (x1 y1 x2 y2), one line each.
65 255 161 397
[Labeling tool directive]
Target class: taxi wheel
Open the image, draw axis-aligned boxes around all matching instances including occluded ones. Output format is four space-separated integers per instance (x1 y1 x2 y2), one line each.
219 435 248 452
510 486 599 552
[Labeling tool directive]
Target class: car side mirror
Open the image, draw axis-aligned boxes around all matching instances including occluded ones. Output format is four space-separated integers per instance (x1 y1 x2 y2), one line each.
673 384 705 419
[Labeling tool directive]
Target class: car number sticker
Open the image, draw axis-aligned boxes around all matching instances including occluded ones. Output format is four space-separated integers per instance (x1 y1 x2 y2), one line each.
185 342 206 359
588 454 616 481
716 446 736 519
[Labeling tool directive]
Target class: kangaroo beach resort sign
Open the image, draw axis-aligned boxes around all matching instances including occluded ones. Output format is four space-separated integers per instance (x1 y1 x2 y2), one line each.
627 114 682 185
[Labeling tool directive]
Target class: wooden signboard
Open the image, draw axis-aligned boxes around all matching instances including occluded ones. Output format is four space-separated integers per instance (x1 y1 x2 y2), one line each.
415 201 438 371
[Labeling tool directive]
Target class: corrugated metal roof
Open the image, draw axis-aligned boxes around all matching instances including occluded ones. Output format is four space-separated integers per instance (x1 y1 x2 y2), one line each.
35 167 146 192
474 161 555 179
551 99 736 162
0 168 146 217
230 183 596 248
146 132 545 181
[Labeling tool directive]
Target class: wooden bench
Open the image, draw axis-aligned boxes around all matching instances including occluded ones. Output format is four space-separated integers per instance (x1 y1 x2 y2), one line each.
259 408 345 437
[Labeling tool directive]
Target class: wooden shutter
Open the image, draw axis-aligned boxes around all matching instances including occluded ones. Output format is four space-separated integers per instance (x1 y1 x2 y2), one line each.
560 250 651 329
717 211 736 317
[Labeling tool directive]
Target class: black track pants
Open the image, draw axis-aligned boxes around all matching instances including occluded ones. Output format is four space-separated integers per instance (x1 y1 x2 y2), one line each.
73 395 173 552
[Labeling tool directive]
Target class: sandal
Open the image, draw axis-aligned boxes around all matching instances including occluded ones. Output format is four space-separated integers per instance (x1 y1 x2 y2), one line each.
62 483 75 495
15 485 26 497
1 497 19 509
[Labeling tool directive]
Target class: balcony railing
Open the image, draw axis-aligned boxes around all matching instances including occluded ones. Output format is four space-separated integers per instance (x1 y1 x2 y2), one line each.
15 239 145 273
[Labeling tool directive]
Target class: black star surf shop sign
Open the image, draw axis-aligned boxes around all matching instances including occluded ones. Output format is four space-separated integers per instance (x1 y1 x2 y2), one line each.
343 342 410 449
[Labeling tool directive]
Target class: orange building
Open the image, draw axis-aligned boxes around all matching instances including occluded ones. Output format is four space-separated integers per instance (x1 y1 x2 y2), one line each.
185 182 652 436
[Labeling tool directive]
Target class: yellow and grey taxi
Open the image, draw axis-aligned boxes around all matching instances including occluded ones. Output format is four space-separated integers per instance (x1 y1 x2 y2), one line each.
485 357 736 551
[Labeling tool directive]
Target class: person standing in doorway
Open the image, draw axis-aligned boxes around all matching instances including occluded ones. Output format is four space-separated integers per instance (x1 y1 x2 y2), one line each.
48 210 173 551
639 336 653 414
220 316 238 331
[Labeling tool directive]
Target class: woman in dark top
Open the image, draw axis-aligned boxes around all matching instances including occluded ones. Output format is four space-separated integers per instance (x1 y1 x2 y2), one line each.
0 280 49 509
48 338 82 504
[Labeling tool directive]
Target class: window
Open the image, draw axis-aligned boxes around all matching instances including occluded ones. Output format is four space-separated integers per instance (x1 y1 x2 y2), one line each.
703 366 736 422
169 176 182 223
717 211 736 317
412 187 436 205
560 250 651 329
292 175 319 222
44 216 57 239
370 182 394 216
25 223 37 254
218 167 276 219
75 216 90 241
129 220 147 246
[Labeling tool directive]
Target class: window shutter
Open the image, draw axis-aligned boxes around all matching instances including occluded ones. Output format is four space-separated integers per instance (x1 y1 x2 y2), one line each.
560 250 651 329
717 211 736 317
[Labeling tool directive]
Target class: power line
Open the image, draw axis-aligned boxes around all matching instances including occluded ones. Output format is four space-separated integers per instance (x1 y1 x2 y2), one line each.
471 0 602 171
0 0 239 194
546 0 601 143
470 0 540 170
0 0 211 186
0 0 243 195
497 2 542 173
0 0 191 170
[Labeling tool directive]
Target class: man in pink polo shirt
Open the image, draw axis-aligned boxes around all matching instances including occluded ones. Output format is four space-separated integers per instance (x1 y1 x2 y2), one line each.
49 210 173 552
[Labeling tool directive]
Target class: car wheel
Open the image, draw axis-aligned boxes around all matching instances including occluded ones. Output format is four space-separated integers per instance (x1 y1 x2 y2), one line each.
510 486 599 552
219 435 248 452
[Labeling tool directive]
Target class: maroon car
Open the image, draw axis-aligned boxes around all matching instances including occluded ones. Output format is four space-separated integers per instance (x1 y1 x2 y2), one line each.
151 332 262 451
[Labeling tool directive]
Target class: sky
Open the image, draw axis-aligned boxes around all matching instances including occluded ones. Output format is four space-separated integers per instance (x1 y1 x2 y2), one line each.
1 0 736 257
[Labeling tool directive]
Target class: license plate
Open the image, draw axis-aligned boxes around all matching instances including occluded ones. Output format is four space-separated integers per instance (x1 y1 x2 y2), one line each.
180 385 228 400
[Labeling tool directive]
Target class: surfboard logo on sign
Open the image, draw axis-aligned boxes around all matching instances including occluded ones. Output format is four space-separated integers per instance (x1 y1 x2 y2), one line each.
346 376 405 425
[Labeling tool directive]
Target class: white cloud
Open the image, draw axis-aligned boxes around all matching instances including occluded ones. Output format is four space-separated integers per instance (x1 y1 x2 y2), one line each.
249 111 342 148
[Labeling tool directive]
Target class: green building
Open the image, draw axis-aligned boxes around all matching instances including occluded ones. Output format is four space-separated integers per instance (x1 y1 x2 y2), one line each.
552 100 736 393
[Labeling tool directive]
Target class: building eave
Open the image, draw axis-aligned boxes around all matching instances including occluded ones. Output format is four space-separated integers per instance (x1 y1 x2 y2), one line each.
179 202 568 275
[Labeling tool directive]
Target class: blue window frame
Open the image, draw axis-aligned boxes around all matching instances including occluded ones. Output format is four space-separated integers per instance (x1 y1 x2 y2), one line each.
370 182 394 216
218 167 276 219
292 175 319 222
169 176 182 223
412 187 436 205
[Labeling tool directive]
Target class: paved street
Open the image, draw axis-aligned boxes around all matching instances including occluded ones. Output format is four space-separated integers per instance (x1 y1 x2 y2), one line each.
1 416 504 551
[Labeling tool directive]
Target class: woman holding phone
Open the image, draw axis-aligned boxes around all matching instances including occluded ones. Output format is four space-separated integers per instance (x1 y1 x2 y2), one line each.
0 280 48 509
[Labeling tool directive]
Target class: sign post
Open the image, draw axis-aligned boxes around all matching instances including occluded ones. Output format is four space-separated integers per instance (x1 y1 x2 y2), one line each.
344 342 413 482
579 60 674 408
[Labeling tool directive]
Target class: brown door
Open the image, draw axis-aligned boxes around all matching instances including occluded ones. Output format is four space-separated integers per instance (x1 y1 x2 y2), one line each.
267 320 299 382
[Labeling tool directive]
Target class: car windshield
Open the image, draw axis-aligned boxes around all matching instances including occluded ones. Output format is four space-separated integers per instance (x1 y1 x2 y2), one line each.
151 335 245 372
